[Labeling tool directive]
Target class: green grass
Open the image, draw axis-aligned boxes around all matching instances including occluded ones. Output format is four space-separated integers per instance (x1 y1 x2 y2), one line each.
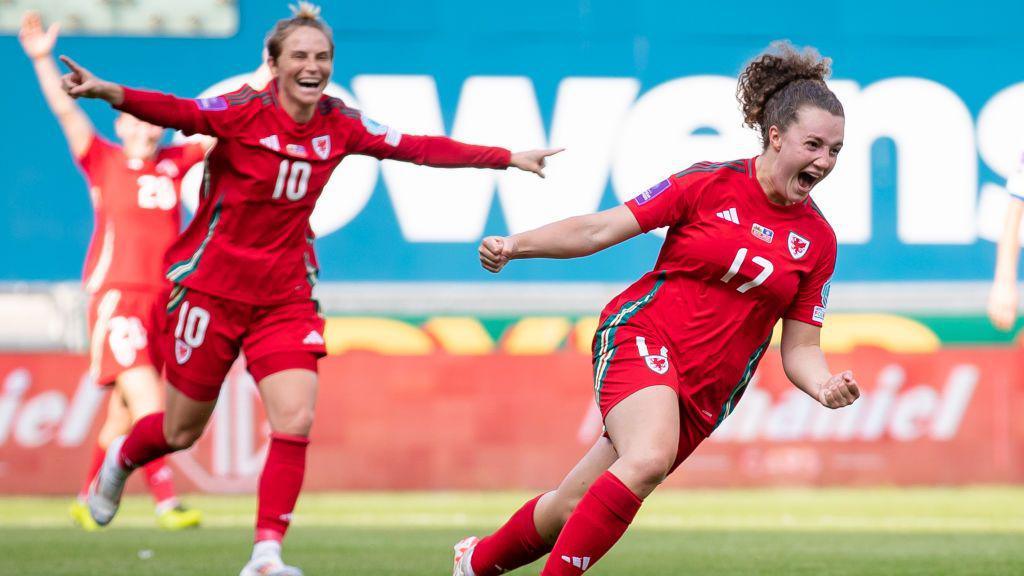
2 488 1023 575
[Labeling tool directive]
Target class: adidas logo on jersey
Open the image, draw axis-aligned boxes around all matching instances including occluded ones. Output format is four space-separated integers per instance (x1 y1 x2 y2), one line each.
561 556 591 571
259 135 281 151
302 330 324 345
716 207 739 224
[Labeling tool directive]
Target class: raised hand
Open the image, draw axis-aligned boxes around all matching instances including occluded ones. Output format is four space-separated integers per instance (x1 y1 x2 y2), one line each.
817 370 860 409
18 11 58 60
509 148 564 178
58 55 122 104
479 236 516 273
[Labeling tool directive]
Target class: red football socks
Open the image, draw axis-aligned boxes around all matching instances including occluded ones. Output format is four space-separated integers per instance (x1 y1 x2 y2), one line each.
255 433 309 543
470 494 551 576
78 444 106 499
143 458 178 507
540 471 642 575
119 412 174 470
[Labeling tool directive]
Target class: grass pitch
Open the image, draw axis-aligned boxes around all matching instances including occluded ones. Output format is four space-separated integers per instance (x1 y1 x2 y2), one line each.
2 488 1022 575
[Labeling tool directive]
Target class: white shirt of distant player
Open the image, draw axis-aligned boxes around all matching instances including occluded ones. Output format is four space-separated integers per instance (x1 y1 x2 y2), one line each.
173 73 379 238
1006 152 1024 202
976 149 1024 243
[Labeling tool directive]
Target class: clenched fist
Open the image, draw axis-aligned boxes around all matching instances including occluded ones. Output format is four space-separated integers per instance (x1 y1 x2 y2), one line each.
479 236 516 273
817 370 860 409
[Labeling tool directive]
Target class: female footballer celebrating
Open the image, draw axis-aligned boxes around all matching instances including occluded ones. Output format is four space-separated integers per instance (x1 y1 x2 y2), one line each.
456 41 861 576
60 3 560 575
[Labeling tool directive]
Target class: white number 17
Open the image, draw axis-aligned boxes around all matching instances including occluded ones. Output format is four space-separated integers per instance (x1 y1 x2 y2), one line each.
721 248 773 293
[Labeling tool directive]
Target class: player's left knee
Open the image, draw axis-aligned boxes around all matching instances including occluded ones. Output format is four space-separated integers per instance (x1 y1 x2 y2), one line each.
622 449 675 488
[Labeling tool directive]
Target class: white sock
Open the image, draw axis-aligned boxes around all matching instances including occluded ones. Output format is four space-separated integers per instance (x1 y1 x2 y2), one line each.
463 547 477 576
252 540 282 560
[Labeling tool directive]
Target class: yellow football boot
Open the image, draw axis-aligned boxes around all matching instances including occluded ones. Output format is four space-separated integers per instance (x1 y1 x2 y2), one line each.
156 504 202 530
69 500 101 532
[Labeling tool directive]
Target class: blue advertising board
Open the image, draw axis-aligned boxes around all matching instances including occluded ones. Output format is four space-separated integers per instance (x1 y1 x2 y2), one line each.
3 0 1024 283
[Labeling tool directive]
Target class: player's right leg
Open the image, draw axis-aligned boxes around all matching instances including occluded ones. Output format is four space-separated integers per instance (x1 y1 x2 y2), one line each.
456 437 619 576
89 287 239 526
117 366 203 529
70 388 124 531
89 385 217 526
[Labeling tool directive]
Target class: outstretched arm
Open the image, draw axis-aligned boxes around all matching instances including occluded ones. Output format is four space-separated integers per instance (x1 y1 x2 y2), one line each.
60 56 234 137
345 110 563 176
779 319 859 409
19 12 93 158
988 198 1024 331
479 205 641 273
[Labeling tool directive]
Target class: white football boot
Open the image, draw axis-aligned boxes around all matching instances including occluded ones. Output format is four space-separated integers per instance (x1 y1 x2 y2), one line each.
453 536 480 576
87 435 129 526
239 541 303 576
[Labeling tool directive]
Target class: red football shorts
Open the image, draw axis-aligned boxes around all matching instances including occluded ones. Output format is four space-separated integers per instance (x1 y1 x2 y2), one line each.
88 287 162 387
591 318 706 472
156 285 327 401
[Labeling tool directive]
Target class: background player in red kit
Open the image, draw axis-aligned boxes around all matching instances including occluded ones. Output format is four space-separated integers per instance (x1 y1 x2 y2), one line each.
59 3 561 575
18 11 203 531
457 41 861 576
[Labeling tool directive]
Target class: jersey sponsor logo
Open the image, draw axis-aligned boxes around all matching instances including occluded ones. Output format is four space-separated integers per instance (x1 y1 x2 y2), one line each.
788 232 810 259
716 207 740 224
195 96 228 111
312 135 331 160
813 306 826 323
634 179 670 205
751 223 774 243
286 143 308 158
174 338 192 365
636 336 669 375
259 135 281 151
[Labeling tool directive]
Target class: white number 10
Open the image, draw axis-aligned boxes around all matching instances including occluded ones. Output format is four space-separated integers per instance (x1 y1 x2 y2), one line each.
721 248 774 293
272 160 311 201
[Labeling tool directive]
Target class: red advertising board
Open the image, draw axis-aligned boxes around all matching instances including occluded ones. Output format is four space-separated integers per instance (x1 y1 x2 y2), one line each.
0 348 1021 494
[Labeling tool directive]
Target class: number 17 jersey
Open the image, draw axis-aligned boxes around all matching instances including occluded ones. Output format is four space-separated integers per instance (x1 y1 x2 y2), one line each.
606 157 837 435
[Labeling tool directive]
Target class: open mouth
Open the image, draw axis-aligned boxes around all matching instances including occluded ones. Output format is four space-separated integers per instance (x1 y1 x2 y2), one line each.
797 171 819 190
296 79 322 90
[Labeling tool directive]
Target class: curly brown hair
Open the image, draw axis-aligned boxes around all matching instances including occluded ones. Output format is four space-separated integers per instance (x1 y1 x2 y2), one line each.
265 2 334 61
737 41 843 148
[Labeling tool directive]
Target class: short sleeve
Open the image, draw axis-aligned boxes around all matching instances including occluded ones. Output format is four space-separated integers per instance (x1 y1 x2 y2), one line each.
625 173 702 233
76 134 114 176
784 237 837 327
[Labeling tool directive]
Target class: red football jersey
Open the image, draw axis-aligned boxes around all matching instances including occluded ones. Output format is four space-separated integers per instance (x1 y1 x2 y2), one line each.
611 157 836 435
77 135 205 293
116 82 511 304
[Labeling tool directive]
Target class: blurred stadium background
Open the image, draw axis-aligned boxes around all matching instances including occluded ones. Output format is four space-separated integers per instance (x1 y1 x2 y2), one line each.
1 0 1023 574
